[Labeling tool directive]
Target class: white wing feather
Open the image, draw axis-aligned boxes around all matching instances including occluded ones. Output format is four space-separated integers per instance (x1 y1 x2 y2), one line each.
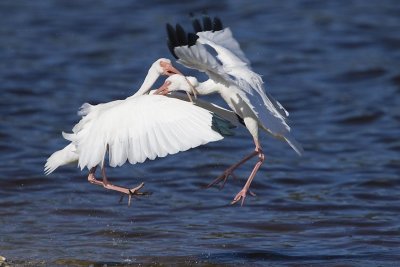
44 143 78 175
65 95 224 170
174 45 233 85
197 28 250 65
174 29 293 137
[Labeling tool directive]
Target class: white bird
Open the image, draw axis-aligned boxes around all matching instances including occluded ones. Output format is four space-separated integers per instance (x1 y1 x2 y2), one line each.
165 15 303 205
132 58 182 96
45 74 234 204
45 58 179 174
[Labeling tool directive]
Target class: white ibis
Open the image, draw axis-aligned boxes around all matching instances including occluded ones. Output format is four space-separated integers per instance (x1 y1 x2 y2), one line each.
45 68 234 205
165 15 303 205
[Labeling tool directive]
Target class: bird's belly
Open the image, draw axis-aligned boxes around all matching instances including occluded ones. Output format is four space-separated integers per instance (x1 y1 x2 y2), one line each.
219 88 255 120
219 89 242 114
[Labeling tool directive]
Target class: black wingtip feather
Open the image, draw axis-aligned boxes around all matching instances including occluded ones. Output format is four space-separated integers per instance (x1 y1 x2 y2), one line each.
166 13 223 57
202 15 212 31
187 33 198 46
167 40 178 59
191 18 202 33
213 17 223 31
166 23 179 59
166 23 177 47
175 24 187 46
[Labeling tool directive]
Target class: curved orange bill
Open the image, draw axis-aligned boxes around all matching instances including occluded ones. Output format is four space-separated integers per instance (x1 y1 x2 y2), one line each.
163 63 182 76
165 64 183 76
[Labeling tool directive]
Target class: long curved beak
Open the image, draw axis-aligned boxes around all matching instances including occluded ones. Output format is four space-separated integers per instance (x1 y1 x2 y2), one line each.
184 77 198 99
154 81 171 95
164 63 182 76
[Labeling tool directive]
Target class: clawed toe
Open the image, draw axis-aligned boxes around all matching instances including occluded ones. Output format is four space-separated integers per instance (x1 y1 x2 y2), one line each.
231 195 245 206
206 174 227 189
230 188 257 206
118 182 152 206
207 170 238 189
231 189 249 206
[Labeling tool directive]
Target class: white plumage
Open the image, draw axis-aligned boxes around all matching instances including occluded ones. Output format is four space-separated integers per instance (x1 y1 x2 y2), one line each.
166 16 303 205
60 95 223 171
45 143 78 175
45 57 181 175
173 27 300 149
45 58 237 203
45 72 234 204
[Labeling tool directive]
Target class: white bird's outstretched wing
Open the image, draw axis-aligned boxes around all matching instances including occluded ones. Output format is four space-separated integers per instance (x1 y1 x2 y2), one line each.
173 45 232 85
196 28 250 67
166 17 291 133
197 29 301 153
63 95 230 170
196 28 290 120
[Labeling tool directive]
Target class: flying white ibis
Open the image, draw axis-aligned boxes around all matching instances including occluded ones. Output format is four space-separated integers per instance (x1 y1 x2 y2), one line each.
45 58 179 174
165 15 303 205
45 65 234 205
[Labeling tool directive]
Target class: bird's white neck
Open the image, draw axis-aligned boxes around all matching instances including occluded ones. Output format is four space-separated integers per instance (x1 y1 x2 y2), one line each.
132 65 160 97
196 79 224 95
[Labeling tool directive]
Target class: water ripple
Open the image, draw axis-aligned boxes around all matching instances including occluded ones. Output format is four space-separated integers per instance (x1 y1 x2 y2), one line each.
0 0 399 265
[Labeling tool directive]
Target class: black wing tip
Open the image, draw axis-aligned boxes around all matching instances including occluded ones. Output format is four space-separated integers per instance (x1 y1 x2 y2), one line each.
189 13 224 32
202 15 212 31
213 17 223 31
166 23 177 44
187 32 198 46
166 23 179 59
175 23 188 46
166 13 224 57
167 40 178 59
189 13 203 33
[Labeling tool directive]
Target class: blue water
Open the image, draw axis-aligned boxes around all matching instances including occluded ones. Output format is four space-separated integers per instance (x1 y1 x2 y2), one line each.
1 0 399 266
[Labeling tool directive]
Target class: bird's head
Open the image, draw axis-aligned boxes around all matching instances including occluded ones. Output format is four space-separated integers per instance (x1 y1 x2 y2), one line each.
154 74 199 95
154 58 182 76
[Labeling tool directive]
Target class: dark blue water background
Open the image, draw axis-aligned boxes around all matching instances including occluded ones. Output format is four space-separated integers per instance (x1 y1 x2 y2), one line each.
1 0 399 266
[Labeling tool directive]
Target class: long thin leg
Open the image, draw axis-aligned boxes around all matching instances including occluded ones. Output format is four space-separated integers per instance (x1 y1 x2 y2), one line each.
100 165 133 194
231 140 265 206
207 150 258 189
88 166 103 186
87 165 149 205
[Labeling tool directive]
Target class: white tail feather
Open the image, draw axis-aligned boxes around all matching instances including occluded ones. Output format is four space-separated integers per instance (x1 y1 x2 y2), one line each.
78 103 92 116
284 135 304 156
44 143 79 175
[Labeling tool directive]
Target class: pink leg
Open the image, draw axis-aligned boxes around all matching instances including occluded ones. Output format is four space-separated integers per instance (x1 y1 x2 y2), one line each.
87 166 149 205
207 150 258 189
88 166 103 186
231 141 265 206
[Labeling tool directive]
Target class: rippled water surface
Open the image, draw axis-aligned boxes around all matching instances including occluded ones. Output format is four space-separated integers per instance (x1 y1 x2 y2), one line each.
1 0 400 266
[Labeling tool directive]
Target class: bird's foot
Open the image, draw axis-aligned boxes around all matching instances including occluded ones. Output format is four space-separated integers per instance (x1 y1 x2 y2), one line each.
231 189 247 206
206 169 239 190
231 188 256 206
118 182 152 206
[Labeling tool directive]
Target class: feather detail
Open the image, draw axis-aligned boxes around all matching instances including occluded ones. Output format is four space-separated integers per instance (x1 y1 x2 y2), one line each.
54 95 228 171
